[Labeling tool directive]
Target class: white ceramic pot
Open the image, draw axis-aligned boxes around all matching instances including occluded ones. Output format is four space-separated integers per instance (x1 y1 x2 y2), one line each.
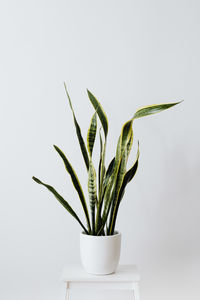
80 231 121 275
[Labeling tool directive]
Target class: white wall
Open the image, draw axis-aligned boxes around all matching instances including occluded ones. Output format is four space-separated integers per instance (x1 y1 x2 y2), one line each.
0 0 199 299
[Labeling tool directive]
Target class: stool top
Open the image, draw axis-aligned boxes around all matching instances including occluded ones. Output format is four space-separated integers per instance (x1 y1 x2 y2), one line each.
61 265 140 282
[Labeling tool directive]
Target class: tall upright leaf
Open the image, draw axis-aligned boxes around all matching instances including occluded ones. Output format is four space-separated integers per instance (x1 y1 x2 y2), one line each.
87 113 97 157
108 143 129 234
88 160 97 234
32 176 89 234
103 157 115 190
104 118 133 216
87 90 108 138
98 128 103 194
120 142 140 196
64 83 89 170
126 128 133 159
100 137 122 233
120 119 133 155
95 129 106 233
53 145 91 233
109 143 140 234
87 91 108 226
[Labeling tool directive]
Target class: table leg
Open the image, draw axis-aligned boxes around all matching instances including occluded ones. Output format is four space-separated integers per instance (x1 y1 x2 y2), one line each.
133 282 140 300
65 282 70 300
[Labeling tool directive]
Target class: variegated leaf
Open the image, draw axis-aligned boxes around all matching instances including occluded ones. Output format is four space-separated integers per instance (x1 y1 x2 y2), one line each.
88 159 97 234
87 90 108 138
108 142 140 234
64 83 89 170
32 176 89 234
87 112 97 157
54 145 91 233
133 102 181 119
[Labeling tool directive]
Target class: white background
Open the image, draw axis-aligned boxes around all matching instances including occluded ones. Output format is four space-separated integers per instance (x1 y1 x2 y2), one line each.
0 1 199 299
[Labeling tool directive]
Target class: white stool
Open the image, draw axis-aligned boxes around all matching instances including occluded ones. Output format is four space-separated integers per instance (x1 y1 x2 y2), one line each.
61 265 140 300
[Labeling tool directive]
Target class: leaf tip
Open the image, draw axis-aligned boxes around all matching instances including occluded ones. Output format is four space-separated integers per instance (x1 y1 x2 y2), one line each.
32 176 41 184
87 89 91 96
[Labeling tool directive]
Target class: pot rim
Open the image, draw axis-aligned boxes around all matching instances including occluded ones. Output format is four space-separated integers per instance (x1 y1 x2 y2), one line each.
80 231 121 239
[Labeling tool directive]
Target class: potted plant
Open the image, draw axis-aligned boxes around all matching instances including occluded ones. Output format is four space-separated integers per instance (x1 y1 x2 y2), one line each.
32 84 181 275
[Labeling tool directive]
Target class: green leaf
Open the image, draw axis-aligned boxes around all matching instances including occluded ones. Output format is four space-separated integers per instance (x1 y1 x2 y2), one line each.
97 128 135 235
95 128 106 234
108 148 128 234
95 128 107 232
87 113 97 157
126 128 133 160
100 155 117 232
53 145 91 233
32 176 89 234
98 129 106 199
122 142 140 188
87 90 108 138
97 117 134 235
64 83 89 170
103 157 115 189
133 101 182 119
120 119 133 155
118 143 139 205
99 140 106 198
88 159 97 234
98 128 103 194
96 128 107 232
108 142 140 235
97 189 115 236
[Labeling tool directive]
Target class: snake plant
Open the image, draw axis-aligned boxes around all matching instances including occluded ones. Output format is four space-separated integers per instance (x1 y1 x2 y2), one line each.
33 85 181 235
